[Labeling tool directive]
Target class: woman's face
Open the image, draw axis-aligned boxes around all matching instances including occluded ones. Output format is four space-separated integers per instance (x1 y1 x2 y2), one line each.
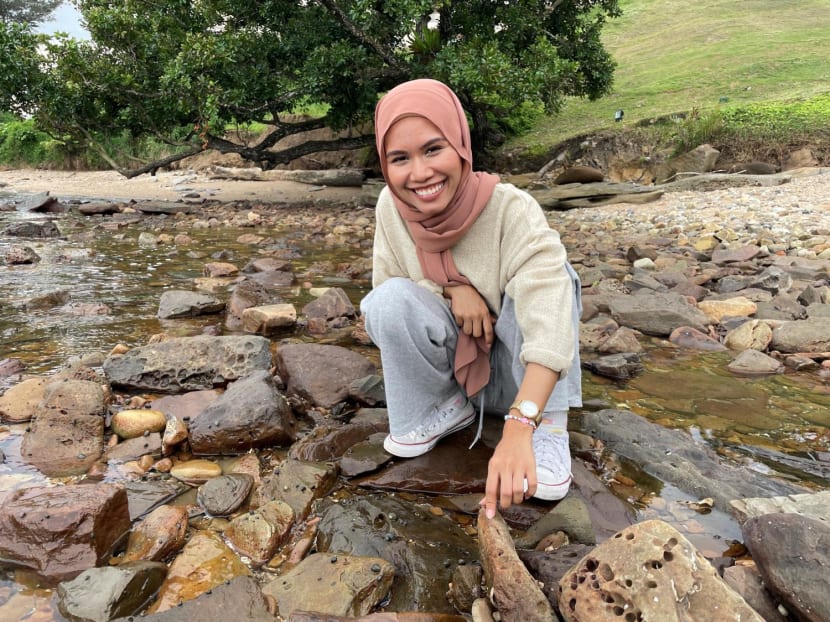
383 116 463 213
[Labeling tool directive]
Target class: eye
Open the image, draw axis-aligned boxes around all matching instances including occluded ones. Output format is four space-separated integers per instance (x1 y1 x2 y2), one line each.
425 145 444 156
388 154 408 164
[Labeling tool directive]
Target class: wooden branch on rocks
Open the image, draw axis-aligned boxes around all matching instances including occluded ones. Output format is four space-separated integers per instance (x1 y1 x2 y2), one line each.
477 508 553 622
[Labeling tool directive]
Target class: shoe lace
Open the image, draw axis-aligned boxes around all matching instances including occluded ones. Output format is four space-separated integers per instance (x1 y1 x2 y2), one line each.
534 428 568 467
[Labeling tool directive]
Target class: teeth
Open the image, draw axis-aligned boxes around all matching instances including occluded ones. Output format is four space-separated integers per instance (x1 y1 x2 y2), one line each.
414 182 444 197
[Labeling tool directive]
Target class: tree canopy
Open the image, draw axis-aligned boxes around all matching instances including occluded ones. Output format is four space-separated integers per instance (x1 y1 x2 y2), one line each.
0 0 62 25
10 0 620 176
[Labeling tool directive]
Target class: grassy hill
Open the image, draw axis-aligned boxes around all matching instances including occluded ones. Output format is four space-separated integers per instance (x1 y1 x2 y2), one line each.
503 0 830 163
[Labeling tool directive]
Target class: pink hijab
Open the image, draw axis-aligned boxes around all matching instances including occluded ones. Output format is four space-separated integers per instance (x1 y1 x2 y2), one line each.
375 79 500 397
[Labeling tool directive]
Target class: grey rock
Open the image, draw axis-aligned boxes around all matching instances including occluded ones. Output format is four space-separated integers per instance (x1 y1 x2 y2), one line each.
608 292 709 336
771 317 830 353
157 289 225 319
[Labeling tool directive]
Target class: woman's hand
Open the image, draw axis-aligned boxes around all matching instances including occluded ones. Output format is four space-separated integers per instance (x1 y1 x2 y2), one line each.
443 284 495 345
481 420 536 518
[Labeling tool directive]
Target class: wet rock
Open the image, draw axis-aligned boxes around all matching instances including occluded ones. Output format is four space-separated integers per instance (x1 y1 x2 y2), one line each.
742 513 830 622
225 278 281 330
727 349 783 376
356 426 491 495
770 317 830 353
276 343 377 408
518 545 595 613
302 287 356 323
578 410 805 511
668 326 727 351
339 434 392 477
157 290 225 319
289 408 388 462
249 268 294 289
596 326 643 354
106 433 163 463
23 287 71 310
4 220 62 238
151 389 221 422
21 412 104 476
124 479 189 521
196 473 254 516
243 257 293 273
582 353 643 380
170 459 223 484
608 292 709 336
349 375 386 406
57 561 168 622
5 244 41 264
315 495 477 613
122 504 189 563
0 357 24 377
39 378 107 417
203 261 239 277
258 459 339 520
722 565 789 622
224 500 295 566
103 335 272 393
579 317 619 350
147 530 252 613
111 575 273 622
514 496 596 549
0 376 48 422
447 562 484 613
241 303 297 334
188 370 296 455
261 553 394 618
557 520 764 622
111 408 168 439
730 490 830 524
61 301 112 316
0 483 131 583
478 509 553 622
570 461 637 540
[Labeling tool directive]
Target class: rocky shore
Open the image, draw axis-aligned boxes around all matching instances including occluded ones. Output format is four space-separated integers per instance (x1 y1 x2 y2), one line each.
0 167 829 621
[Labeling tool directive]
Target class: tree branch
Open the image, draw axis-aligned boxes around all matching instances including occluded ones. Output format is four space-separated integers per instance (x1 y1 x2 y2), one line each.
317 0 405 71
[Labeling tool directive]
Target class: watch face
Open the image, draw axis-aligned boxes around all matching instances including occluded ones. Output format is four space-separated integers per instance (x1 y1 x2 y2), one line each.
518 400 539 418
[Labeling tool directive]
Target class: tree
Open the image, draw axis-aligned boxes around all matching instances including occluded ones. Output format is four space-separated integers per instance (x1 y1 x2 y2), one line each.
31 0 620 176
0 22 47 115
0 0 62 25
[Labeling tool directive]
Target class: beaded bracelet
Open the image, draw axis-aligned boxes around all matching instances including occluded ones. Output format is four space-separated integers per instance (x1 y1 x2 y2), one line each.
504 414 537 429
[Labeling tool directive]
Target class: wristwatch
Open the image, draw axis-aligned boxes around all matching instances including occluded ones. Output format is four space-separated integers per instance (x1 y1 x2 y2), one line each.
509 399 543 426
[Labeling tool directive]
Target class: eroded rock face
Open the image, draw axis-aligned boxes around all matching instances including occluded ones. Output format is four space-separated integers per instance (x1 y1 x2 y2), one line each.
103 335 272 393
0 483 131 584
557 520 764 622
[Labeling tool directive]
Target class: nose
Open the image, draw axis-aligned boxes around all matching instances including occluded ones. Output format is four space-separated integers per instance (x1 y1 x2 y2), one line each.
410 156 433 182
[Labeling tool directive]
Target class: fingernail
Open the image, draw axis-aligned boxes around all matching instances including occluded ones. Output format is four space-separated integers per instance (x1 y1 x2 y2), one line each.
486 508 495 519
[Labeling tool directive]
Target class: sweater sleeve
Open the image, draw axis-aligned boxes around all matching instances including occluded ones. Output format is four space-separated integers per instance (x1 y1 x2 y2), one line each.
500 187 575 375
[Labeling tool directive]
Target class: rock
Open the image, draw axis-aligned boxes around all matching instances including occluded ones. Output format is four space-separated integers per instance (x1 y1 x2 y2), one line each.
751 266 793 294
196 473 254 516
203 261 239 277
103 335 272 393
3 220 62 238
147 530 252 613
288 408 388 462
660 143 721 183
0 357 25 377
729 490 830 525
170 459 223 484
276 343 377 408
582 353 643 380
478 508 553 622
57 561 168 622
241 303 297 334
770 317 830 353
110 575 274 622
348 375 386 405
21 411 104 477
447 563 484 613
0 483 131 583
742 513 830 622
668 326 727 351
111 408 168 439
4 244 40 264
258 459 339 521
727 349 783 376
157 290 225 319
729 161 778 175
0 376 48 422
261 553 394 618
784 147 818 170
722 565 789 622
514 496 596 549
579 410 805 511
553 166 604 185
224 500 295 566
122 504 189 563
557 520 764 622
723 319 773 351
302 286 356 322
608 292 709 336
697 296 757 323
225 278 280 330
105 433 162 463
338 434 392 477
188 370 296 455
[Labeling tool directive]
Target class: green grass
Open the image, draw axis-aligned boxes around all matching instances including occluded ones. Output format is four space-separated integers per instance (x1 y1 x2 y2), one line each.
505 0 830 156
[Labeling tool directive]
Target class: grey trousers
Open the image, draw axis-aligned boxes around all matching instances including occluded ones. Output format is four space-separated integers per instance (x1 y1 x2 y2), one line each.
360 267 582 437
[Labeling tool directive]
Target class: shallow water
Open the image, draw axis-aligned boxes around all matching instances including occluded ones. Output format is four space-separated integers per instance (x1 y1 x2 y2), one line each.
1 196 828 614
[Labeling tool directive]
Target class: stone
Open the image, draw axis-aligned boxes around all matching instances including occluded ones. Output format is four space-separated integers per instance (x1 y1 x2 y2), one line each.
157 290 225 319
723 319 773 351
196 473 254 516
742 513 830 622
722 565 788 622
111 408 168 439
258 459 339 521
771 317 830 353
170 459 223 484
241 303 297 334
697 296 757 323
608 292 709 336
225 279 281 330
727 349 783 376
21 411 104 477
261 553 394 618
302 287 356 321
122 504 189 563
224 500 295 566
729 490 830 525
553 166 604 185
557 520 764 622
0 376 48 422
668 326 727 351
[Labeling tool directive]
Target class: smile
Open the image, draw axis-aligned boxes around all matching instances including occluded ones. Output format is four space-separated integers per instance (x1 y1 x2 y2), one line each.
413 181 445 198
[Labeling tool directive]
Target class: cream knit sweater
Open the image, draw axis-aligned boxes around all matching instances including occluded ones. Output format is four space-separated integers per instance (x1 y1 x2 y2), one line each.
371 183 575 376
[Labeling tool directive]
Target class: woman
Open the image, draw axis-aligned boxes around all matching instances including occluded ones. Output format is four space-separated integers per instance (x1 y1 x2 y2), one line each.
360 79 581 518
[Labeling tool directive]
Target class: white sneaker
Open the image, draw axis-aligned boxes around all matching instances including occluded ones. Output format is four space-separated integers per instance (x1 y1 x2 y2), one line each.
532 423 572 501
383 394 476 458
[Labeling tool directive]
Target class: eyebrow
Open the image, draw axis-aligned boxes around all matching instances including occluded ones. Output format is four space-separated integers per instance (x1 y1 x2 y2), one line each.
386 136 447 157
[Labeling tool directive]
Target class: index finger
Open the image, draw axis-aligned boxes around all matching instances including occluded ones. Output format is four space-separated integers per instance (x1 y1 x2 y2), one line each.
481 466 501 519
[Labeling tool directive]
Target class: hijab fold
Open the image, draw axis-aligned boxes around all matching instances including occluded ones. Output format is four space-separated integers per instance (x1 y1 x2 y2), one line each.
375 79 500 397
